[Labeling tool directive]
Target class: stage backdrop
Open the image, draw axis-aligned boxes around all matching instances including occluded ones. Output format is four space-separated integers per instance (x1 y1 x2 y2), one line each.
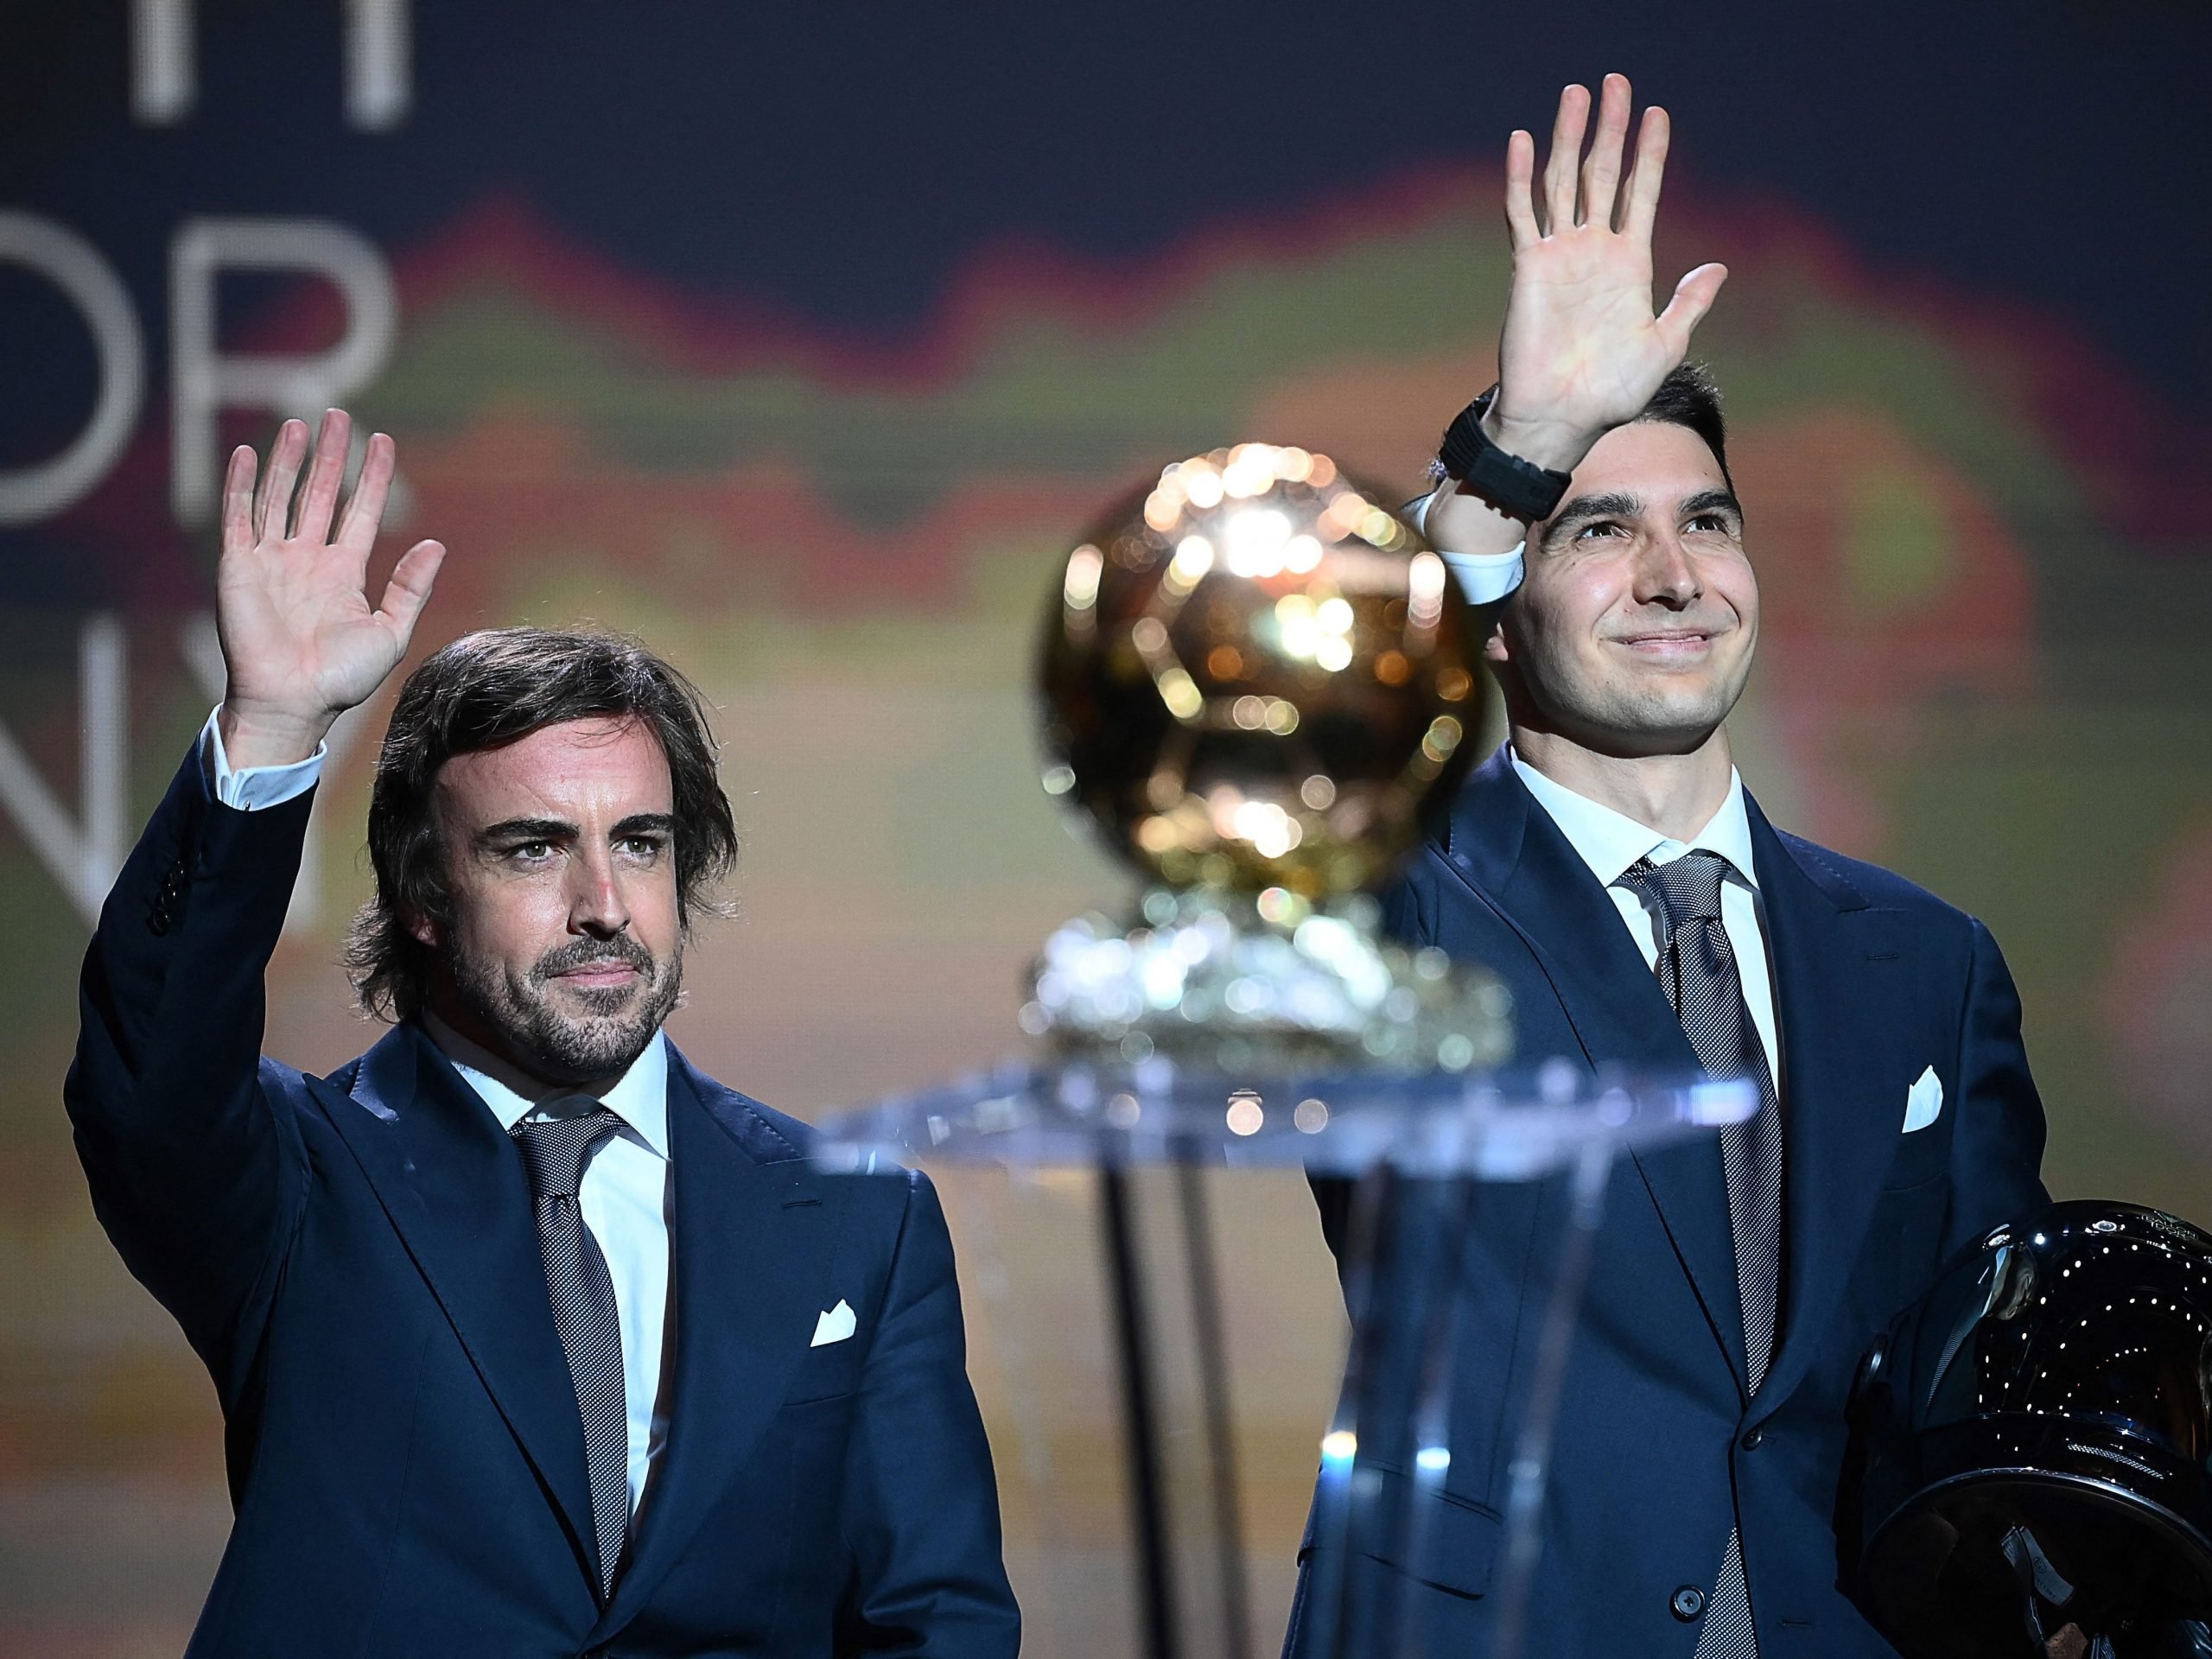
5 3 2210 1653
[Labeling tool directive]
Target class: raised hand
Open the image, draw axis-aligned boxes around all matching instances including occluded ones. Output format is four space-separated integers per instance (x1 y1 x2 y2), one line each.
216 410 446 770
1485 73 1728 473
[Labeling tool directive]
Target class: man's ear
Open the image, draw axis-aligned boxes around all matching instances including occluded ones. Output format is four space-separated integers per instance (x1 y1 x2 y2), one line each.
404 907 441 950
1481 607 1511 667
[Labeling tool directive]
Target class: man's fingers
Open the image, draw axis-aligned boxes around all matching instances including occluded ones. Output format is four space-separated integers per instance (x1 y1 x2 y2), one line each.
1503 129 1541 248
1541 83 1591 237
220 444 258 556
1622 105 1674 244
374 538 446 648
253 418 308 542
1655 263 1729 355
293 409 352 547
337 431 397 563
1580 73 1632 230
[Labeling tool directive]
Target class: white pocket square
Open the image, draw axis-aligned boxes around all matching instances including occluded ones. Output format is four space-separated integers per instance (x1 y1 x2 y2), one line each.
810 1300 856 1348
1902 1066 1944 1133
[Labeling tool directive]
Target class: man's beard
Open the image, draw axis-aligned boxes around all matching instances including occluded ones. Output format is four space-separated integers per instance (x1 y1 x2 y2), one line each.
450 932 683 1085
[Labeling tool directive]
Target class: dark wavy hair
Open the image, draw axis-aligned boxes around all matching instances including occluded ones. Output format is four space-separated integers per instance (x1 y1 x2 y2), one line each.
343 627 738 1022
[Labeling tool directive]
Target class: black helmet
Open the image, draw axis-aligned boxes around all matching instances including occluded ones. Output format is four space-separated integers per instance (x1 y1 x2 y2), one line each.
1850 1200 2212 1657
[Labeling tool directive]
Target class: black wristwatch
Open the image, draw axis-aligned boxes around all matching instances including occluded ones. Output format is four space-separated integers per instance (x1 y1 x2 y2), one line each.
1436 388 1573 523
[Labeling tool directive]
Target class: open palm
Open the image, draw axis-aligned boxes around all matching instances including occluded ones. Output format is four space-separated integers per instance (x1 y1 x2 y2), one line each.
1492 76 1728 454
217 410 444 766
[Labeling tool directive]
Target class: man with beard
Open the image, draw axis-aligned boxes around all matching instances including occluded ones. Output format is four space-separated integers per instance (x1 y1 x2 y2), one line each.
1285 75 2048 1656
66 410 1019 1657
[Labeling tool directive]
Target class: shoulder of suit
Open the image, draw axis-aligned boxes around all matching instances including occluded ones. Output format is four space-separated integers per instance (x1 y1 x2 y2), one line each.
715 1089 821 1164
1771 829 1982 936
667 1051 820 1163
236 1052 323 1105
318 1054 364 1093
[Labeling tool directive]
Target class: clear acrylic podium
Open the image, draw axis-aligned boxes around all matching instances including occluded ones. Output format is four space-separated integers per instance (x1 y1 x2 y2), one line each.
813 1058 1752 1659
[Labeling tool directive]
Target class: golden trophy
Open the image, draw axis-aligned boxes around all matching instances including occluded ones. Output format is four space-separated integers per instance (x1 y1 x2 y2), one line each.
1027 441 1510 1079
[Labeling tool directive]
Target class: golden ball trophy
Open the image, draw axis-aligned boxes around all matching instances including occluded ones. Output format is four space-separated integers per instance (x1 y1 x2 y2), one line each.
817 445 1751 1659
1028 441 1510 1081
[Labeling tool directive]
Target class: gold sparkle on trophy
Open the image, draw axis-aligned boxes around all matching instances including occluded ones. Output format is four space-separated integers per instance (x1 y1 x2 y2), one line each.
1027 442 1510 1076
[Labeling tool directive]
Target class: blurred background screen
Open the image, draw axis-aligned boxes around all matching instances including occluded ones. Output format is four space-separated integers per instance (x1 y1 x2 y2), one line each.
4 3 2210 1653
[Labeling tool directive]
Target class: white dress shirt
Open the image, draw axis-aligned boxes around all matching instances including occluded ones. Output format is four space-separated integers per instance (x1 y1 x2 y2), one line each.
199 706 327 810
1408 488 1525 606
428 1018 672 1522
201 707 674 1520
1510 749 1784 1092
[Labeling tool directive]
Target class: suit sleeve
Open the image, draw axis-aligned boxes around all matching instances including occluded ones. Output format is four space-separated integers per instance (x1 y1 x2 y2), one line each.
63 742 315 1390
835 1167 1020 1657
1941 916 2051 1256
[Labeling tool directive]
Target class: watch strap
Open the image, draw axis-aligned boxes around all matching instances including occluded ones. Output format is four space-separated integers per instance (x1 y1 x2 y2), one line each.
1436 388 1573 523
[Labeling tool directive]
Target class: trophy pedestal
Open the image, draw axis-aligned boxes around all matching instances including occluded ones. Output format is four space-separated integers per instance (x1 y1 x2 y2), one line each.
815 1058 1751 1659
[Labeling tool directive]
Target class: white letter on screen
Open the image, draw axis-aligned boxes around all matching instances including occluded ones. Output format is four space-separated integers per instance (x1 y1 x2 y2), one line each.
0 616 128 926
137 1 414 130
131 0 194 124
0 213 147 527
346 0 413 130
169 217 397 528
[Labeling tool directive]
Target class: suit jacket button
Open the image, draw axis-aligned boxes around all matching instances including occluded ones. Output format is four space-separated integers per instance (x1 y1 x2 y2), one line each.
1741 1427 1765 1451
1671 1585 1707 1621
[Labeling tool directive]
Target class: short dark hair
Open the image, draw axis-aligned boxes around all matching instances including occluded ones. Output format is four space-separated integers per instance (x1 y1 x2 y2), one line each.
1426 361 1733 495
1637 360 1732 493
343 626 738 1022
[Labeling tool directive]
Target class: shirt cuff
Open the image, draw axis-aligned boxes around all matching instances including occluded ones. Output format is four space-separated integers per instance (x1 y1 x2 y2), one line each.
200 707 326 810
1408 489 1525 604
1440 543 1525 606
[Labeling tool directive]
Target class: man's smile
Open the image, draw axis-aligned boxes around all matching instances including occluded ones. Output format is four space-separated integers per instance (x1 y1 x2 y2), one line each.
1607 625 1727 659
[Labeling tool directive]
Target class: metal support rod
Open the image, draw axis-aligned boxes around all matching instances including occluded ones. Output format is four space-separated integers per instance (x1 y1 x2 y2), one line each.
1306 1162 1395 1657
1384 1171 1484 1659
1489 1140 1618 1659
1176 1156 1255 1659
1100 1157 1181 1659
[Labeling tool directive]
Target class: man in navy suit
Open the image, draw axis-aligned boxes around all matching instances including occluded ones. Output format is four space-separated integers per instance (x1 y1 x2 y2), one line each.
66 411 1019 1656
1287 75 2048 1656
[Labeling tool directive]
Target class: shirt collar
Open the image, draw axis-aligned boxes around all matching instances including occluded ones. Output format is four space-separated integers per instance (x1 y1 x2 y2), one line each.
1509 746 1759 892
420 1013 671 1161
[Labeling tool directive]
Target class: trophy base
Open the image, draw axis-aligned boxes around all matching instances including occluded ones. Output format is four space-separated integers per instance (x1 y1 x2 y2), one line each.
1020 886 1513 1077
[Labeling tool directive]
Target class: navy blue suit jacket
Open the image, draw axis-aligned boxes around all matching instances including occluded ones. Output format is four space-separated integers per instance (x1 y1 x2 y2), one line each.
1286 749 2048 1658
66 749 1019 1658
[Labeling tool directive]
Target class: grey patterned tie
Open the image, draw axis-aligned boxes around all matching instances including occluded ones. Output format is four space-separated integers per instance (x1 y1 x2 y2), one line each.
511 1109 630 1600
1616 851 1783 1659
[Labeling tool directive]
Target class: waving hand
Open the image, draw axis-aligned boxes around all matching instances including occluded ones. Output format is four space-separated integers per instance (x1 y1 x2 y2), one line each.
1486 73 1729 469
215 410 446 769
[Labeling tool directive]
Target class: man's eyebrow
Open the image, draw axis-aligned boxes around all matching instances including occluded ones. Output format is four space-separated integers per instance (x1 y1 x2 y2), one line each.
1539 492 1643 550
611 813 677 839
474 817 577 847
1681 487 1743 521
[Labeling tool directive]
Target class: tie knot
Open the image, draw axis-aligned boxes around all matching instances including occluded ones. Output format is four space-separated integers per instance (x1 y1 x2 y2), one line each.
509 1108 625 1200
1618 849 1732 929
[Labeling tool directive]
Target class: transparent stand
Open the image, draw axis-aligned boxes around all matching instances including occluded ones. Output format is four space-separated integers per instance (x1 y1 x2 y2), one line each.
814 1058 1751 1659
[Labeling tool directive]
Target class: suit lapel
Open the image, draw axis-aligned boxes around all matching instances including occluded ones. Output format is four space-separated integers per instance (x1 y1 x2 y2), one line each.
315 1023 602 1590
597 1048 830 1634
1743 799 1909 1412
1441 751 1749 1389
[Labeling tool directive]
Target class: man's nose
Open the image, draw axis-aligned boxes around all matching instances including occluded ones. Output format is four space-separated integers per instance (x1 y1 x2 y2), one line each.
568 849 632 937
1634 531 1701 607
